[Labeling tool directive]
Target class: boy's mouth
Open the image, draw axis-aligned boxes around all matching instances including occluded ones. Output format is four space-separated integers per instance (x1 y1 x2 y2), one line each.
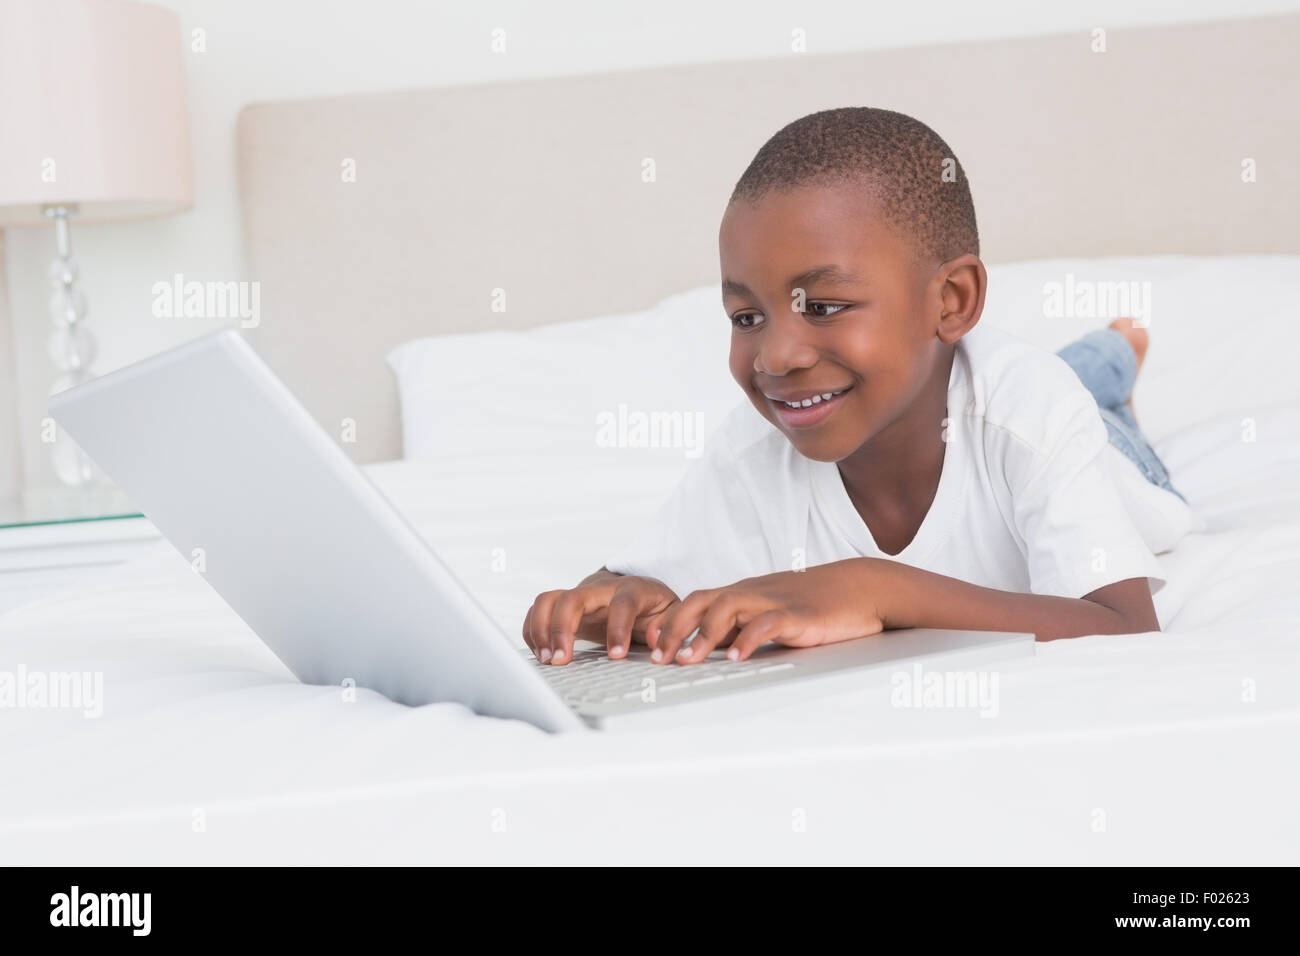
763 386 852 429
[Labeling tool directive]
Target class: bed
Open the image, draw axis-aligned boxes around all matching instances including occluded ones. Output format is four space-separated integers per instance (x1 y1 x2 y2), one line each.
3 13 1299 864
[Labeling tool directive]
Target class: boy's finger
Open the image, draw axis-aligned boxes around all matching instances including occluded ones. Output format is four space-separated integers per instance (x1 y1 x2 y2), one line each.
547 590 583 664
652 593 710 663
548 587 612 665
521 604 537 655
642 608 672 649
676 623 741 664
528 591 561 663
648 603 682 662
604 588 639 659
675 602 743 663
728 609 788 661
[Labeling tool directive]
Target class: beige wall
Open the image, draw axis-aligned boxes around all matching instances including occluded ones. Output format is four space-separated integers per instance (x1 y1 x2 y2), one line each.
3 0 1299 489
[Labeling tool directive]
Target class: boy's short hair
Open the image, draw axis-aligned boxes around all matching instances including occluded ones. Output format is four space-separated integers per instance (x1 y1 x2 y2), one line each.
727 107 980 266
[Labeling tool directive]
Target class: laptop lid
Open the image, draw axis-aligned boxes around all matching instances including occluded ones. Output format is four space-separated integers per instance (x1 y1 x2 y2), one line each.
50 329 587 733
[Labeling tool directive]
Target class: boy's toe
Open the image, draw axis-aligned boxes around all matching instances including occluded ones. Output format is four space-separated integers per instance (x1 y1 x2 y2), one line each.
1109 317 1149 369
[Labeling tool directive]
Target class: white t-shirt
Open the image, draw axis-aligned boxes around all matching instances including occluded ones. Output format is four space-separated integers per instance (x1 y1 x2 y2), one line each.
605 321 1198 602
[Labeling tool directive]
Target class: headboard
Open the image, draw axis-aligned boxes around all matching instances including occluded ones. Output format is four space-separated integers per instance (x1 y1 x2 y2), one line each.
236 13 1300 464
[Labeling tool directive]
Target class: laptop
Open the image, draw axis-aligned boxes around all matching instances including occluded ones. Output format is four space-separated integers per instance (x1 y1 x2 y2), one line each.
49 329 1035 732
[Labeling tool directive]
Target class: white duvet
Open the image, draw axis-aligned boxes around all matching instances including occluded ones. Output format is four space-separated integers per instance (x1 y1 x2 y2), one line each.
2 256 1298 864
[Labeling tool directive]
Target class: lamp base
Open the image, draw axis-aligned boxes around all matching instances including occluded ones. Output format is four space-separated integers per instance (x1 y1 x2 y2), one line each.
44 204 104 489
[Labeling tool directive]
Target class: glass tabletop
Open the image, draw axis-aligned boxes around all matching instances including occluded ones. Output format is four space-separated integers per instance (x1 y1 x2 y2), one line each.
0 485 143 530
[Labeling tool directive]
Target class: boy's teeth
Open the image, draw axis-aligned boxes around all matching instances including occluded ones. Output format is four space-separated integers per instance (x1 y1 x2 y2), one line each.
784 389 844 409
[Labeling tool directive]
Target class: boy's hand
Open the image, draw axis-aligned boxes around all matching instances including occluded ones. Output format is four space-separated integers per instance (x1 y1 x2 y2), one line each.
649 559 887 664
522 569 679 665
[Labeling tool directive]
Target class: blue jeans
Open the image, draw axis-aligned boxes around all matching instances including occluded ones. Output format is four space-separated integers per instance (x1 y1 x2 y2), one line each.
1056 328 1187 503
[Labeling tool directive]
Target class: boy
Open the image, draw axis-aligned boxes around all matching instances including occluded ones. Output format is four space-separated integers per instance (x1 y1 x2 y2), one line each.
522 107 1196 666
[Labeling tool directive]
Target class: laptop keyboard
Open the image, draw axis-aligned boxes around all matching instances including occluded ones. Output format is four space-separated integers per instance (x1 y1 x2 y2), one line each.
533 645 799 707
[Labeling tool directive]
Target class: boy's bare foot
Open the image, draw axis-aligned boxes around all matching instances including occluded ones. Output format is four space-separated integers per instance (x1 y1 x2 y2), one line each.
1109 317 1148 418
1109 317 1148 369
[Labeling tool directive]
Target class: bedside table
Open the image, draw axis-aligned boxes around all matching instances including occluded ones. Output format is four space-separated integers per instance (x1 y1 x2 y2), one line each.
0 485 162 571
0 486 163 613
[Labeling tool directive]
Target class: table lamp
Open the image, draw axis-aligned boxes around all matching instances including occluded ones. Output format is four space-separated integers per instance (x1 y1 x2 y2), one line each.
0 0 193 487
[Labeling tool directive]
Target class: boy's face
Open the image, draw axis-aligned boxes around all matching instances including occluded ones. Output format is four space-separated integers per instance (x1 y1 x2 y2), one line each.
719 183 949 463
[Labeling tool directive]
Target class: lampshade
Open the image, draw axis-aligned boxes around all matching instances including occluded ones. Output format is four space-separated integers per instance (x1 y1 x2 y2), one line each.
0 0 193 225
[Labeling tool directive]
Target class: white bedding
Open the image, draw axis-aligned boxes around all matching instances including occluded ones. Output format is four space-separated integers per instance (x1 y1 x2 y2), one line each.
3 256 1299 864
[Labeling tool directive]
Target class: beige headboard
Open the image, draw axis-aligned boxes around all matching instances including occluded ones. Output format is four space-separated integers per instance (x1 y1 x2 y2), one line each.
236 13 1300 464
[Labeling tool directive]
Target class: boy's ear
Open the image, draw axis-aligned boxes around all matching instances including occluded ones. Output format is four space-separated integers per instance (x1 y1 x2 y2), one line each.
935 253 986 344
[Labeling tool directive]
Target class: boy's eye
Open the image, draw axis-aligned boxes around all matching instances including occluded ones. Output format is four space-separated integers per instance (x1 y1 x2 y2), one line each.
730 303 848 328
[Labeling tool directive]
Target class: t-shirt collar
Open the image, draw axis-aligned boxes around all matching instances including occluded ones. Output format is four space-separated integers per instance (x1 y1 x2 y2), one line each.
808 347 970 563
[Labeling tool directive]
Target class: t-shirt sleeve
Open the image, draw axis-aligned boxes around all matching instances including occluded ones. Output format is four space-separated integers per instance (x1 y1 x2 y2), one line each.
1006 385 1166 600
603 427 770 599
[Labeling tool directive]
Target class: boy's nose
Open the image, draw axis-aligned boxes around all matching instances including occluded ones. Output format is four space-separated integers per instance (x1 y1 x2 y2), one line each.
754 327 819 376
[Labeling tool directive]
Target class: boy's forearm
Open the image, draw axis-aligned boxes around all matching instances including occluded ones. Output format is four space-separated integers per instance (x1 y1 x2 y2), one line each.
867 558 1145 641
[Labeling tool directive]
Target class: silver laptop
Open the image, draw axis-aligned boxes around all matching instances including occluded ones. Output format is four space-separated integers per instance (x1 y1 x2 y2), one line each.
50 329 1035 732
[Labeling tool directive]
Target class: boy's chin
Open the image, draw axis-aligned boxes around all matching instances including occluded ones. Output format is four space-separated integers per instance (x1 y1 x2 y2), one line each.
749 403 855 461
776 428 856 463
792 440 853 463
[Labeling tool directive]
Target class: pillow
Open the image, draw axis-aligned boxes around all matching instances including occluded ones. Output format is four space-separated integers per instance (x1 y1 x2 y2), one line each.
389 255 1300 468
387 285 741 468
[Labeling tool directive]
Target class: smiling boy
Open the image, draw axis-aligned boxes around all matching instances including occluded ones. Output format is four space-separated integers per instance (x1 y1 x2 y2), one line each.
522 107 1196 666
